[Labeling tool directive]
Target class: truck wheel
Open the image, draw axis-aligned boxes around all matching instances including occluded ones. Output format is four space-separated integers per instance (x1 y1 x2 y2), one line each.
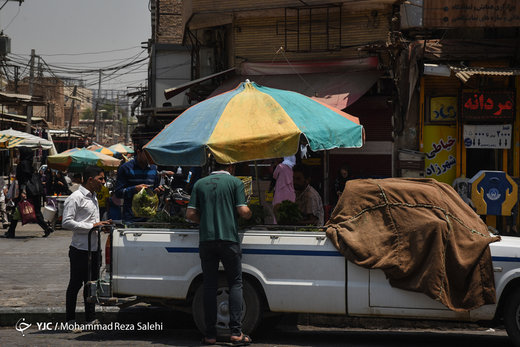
192 276 262 337
504 289 520 346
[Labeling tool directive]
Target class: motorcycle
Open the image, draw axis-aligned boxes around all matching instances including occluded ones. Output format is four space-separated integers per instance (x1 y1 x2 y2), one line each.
157 172 191 218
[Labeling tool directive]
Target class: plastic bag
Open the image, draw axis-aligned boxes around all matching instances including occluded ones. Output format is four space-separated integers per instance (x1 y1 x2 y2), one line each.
6 180 18 200
131 187 159 218
12 206 20 221
18 199 37 225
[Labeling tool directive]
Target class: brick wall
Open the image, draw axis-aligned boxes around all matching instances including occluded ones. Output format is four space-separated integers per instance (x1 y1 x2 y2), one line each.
155 0 184 44
8 77 65 127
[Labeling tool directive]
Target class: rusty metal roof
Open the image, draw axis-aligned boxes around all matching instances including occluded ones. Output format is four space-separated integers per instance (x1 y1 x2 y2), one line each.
449 66 520 83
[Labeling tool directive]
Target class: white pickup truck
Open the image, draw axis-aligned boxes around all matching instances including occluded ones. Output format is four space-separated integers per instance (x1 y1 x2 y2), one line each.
91 225 520 346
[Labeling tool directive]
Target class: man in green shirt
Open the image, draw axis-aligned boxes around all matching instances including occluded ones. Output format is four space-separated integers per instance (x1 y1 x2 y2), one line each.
186 163 252 345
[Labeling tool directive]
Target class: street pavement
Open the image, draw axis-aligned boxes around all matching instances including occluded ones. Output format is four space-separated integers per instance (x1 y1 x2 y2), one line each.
0 222 117 327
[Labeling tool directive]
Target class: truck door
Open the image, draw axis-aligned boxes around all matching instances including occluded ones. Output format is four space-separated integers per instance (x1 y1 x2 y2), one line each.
112 229 201 299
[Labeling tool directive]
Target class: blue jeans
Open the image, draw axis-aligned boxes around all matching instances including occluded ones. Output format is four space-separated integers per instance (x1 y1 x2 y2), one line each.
199 241 243 338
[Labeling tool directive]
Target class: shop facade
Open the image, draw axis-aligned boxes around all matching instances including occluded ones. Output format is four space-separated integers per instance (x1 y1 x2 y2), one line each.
400 0 520 232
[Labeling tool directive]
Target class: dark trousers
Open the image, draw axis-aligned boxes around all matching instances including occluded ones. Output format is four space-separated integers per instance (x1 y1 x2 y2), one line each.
6 195 50 237
66 246 100 322
199 241 243 338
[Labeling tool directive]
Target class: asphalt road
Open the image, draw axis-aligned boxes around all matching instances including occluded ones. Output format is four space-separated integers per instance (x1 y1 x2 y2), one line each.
0 324 512 347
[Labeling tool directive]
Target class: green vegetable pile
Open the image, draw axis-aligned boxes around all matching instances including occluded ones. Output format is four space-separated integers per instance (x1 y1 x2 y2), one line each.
131 187 159 218
275 200 302 225
146 210 195 228
239 203 265 227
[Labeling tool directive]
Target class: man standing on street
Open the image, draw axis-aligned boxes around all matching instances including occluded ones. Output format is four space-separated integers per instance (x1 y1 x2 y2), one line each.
114 138 162 224
186 162 252 345
62 166 111 326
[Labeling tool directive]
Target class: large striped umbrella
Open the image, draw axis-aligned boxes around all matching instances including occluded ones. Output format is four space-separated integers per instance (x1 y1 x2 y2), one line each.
144 81 364 166
91 146 117 157
47 148 121 172
109 143 134 155
0 128 53 149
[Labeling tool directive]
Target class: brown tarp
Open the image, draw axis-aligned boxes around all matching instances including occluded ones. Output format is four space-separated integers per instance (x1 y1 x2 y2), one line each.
325 178 500 312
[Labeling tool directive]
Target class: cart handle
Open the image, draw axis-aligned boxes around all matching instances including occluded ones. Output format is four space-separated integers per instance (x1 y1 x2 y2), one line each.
87 224 115 282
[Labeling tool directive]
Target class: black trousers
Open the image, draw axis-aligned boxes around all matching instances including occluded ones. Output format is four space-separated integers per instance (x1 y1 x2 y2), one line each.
199 241 243 338
66 246 101 322
6 195 50 237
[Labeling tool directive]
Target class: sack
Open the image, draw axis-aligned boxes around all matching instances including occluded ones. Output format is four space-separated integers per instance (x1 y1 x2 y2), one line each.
131 187 159 218
26 173 44 197
18 199 37 225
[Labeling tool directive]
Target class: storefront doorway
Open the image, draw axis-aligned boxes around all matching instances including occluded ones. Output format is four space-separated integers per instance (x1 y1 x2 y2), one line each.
466 148 498 180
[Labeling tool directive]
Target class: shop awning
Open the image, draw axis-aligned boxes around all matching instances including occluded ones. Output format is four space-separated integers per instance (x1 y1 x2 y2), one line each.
450 65 520 83
0 112 48 128
209 69 381 110
163 57 381 110
0 91 46 106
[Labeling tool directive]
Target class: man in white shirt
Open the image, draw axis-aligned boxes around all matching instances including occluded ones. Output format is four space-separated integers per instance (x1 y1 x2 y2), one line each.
62 166 111 325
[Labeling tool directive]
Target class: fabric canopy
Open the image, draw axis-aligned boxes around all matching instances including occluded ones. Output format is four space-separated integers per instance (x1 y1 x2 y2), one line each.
47 148 121 172
145 81 363 166
0 128 53 149
209 70 381 110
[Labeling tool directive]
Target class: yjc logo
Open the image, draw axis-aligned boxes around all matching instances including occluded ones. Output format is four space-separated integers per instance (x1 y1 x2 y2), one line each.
15 318 32 336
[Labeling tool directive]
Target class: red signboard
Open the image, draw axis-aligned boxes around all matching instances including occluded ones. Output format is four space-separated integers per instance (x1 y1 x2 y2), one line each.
461 91 514 122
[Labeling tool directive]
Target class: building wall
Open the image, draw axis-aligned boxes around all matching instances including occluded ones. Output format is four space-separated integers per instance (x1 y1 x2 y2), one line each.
184 0 396 17
8 77 65 127
154 0 184 44
233 7 392 64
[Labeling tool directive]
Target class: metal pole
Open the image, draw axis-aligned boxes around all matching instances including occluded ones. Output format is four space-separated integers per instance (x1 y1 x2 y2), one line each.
26 49 35 133
125 99 130 144
323 150 329 206
66 85 77 149
95 69 102 142
114 95 119 142
254 161 262 207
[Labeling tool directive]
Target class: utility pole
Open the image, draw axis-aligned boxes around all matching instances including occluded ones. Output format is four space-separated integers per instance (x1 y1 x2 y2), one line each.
13 65 18 93
114 95 119 142
125 99 130 144
95 69 101 142
66 85 77 149
26 48 35 133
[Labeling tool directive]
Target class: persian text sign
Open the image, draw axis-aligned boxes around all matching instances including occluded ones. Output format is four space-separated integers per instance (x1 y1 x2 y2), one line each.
424 0 520 27
424 125 457 184
429 96 457 123
463 124 512 149
461 91 514 122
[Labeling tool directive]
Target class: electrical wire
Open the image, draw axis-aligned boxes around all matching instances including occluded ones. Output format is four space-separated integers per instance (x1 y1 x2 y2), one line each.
2 4 20 31
12 45 144 57
5 47 149 91
40 51 147 74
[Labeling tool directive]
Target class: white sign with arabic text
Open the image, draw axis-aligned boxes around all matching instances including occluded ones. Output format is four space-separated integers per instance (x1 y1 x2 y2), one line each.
463 124 512 149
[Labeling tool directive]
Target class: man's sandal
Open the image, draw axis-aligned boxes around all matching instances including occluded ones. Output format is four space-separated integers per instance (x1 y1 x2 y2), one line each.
201 337 217 345
230 334 252 346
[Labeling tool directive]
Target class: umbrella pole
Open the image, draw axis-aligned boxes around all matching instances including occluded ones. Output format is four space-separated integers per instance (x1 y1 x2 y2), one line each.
254 161 262 207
